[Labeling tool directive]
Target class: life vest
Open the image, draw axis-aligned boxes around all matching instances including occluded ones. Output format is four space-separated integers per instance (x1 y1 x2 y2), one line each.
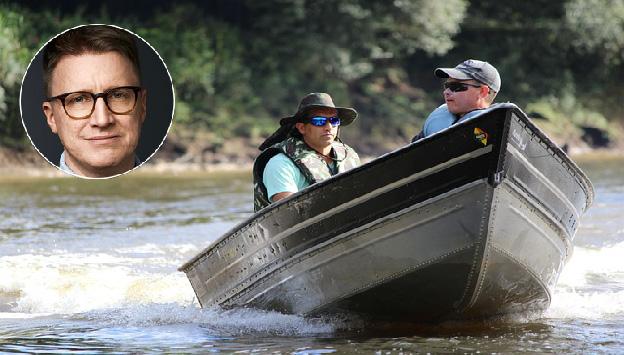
253 136 360 212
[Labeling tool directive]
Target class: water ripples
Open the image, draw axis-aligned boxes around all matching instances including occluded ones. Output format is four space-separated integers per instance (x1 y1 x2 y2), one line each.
1 166 623 353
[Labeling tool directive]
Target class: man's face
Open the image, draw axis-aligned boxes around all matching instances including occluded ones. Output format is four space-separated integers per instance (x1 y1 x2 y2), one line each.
443 78 488 116
42 52 146 177
295 107 339 152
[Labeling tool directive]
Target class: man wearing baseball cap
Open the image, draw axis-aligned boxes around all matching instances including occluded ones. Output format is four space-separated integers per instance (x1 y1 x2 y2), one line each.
412 59 502 141
253 93 361 212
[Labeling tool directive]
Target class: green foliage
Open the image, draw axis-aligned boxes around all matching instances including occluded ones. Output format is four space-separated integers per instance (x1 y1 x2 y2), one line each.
527 94 611 137
135 5 278 139
565 0 624 64
446 1 571 104
0 2 117 147
0 6 29 147
243 0 468 141
1 0 623 153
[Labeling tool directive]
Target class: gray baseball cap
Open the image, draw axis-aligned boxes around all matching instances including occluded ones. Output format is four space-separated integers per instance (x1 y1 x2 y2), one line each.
435 59 501 92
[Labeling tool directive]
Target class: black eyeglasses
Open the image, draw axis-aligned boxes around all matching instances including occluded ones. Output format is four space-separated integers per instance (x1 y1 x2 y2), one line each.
443 82 482 93
45 86 142 119
307 116 341 127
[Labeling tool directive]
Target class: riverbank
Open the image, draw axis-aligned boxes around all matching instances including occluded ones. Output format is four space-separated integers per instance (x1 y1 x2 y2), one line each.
1 138 622 180
0 149 624 178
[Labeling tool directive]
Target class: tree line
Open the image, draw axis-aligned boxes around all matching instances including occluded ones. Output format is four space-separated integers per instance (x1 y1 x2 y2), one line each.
1 0 623 152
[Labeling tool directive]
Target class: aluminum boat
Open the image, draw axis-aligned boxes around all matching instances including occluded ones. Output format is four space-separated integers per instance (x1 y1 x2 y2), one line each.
180 104 594 321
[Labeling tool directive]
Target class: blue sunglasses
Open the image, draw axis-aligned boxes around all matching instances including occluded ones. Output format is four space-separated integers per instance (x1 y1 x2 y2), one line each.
308 116 341 127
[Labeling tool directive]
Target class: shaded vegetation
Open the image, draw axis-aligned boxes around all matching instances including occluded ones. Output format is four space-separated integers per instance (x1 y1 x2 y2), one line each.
1 0 623 155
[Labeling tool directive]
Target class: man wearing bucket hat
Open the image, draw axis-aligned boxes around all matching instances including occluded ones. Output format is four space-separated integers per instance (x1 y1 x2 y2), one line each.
253 93 361 212
412 59 501 141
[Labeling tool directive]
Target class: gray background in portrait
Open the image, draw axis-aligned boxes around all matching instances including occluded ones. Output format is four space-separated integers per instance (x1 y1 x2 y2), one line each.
21 34 174 167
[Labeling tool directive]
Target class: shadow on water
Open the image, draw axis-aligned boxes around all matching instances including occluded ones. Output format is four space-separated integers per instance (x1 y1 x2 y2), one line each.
342 316 552 339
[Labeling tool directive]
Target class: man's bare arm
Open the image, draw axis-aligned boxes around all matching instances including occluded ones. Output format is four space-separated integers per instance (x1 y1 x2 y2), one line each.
271 191 294 202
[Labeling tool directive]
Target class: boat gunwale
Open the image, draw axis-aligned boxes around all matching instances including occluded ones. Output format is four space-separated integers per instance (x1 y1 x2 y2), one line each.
507 108 595 208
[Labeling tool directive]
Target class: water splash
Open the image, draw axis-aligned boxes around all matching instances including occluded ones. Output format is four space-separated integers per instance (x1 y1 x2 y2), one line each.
0 250 341 336
81 304 338 335
548 242 624 319
0 253 195 314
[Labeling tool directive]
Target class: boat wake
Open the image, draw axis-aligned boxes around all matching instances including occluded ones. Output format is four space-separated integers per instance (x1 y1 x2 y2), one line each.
0 251 340 335
0 252 195 314
547 241 624 320
80 304 339 335
1 242 622 331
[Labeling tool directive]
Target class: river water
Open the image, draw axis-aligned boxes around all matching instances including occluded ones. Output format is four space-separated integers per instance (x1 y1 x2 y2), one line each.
0 160 622 353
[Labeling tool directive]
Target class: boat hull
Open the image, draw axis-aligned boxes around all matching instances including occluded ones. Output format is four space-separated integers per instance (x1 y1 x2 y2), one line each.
181 105 593 321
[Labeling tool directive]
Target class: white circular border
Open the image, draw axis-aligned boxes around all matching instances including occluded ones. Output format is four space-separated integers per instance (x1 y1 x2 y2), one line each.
19 23 176 179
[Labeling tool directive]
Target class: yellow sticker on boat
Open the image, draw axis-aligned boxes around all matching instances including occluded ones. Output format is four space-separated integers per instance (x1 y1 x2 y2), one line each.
474 127 488 145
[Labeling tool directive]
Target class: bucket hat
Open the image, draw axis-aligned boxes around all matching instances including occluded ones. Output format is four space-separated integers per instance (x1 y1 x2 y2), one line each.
279 92 357 126
259 93 357 150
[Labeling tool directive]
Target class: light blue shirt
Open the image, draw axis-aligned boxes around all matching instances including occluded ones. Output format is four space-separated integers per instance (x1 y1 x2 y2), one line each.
59 150 141 177
263 153 310 200
422 104 486 137
59 151 74 175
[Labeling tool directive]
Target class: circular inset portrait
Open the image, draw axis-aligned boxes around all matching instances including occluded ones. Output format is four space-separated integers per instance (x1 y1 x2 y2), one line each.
20 24 174 178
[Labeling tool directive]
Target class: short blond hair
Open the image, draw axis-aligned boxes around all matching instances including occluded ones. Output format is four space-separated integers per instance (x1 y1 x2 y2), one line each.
485 88 497 104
